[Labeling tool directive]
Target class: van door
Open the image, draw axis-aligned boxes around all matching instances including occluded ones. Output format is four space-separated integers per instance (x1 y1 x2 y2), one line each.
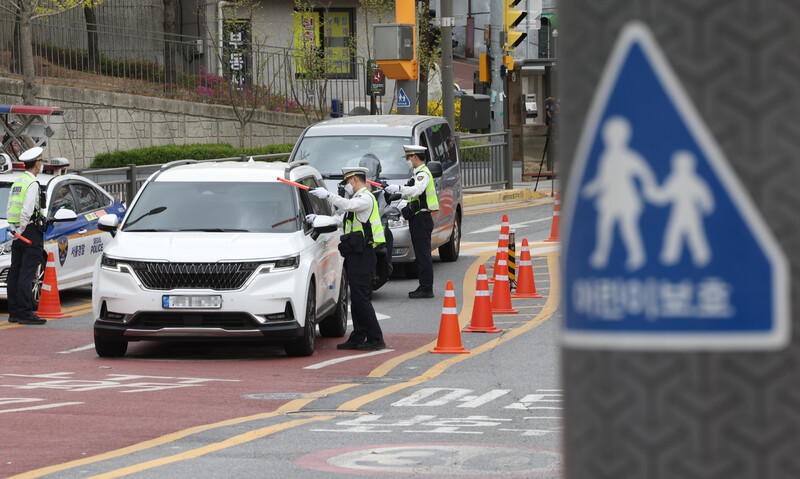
420 122 457 246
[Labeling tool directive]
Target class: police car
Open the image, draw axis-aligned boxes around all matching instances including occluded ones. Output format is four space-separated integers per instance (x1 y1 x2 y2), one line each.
0 154 127 307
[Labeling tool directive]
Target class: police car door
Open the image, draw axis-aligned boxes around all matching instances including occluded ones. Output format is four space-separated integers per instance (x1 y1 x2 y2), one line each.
45 180 90 285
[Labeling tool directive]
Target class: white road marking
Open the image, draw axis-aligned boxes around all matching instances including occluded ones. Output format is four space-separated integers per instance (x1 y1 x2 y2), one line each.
466 217 552 235
347 312 389 328
460 242 560 256
303 349 394 370
58 344 95 354
0 402 84 413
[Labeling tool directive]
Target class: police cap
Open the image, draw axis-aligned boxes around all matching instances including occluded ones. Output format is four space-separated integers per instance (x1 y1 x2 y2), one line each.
19 147 43 168
342 166 369 181
402 144 427 158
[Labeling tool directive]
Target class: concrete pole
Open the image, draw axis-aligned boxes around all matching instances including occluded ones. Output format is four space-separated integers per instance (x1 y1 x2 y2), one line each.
440 0 455 130
489 0 503 134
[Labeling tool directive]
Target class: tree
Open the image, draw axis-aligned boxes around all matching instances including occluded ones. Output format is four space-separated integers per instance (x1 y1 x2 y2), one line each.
0 0 103 105
207 0 285 147
83 4 99 73
162 0 179 85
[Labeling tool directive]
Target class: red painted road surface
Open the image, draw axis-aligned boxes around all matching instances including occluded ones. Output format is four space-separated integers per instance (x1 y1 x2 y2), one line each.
0 327 436 476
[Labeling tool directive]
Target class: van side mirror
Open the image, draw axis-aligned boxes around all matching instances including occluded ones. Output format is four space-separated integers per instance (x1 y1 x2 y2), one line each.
98 214 120 237
427 161 443 178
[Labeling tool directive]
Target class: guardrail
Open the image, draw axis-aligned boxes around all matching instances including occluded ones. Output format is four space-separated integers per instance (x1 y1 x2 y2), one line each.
457 131 513 190
77 135 511 203
76 153 291 205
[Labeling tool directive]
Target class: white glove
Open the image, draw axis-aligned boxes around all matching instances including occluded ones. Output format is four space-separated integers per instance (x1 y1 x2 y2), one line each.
6 224 16 234
385 184 400 194
310 187 329 199
305 214 317 225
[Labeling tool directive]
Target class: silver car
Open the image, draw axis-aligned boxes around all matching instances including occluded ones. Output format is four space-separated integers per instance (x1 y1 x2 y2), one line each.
288 115 463 277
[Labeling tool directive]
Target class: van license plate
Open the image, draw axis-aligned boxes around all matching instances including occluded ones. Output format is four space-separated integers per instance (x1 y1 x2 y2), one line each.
162 295 222 309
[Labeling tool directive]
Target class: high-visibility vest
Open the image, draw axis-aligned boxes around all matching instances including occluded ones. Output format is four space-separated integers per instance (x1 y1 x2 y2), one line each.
408 165 439 213
7 174 41 225
344 191 386 247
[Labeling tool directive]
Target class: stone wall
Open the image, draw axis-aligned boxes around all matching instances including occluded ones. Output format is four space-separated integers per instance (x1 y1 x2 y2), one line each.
0 79 312 169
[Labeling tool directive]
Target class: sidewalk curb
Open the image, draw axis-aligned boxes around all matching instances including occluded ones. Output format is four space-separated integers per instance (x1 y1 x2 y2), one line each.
463 189 548 207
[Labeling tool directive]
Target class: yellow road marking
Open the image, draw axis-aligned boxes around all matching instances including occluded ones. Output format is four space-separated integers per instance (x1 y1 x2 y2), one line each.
10 384 357 479
13 252 561 478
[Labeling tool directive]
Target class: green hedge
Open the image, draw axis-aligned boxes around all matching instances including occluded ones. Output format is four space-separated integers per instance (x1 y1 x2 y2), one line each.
90 143 295 168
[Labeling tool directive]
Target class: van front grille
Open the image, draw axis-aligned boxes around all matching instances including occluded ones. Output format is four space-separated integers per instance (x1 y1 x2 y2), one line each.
128 261 259 290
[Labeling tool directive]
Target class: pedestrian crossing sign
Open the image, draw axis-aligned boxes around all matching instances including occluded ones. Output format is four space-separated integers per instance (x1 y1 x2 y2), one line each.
398 88 410 108
562 22 789 350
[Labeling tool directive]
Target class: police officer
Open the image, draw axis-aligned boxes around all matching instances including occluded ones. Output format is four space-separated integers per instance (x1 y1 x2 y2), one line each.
6 147 46 325
309 167 386 351
385 145 438 299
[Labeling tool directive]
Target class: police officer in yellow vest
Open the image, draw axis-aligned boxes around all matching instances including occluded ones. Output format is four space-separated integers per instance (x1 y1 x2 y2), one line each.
309 167 386 351
5 147 46 325
385 145 439 298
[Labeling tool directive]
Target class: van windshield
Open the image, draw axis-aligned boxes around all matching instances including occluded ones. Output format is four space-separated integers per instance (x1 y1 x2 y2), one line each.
293 136 413 179
123 182 300 233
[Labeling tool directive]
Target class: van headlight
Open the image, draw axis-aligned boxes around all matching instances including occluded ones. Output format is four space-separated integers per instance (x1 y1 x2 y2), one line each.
100 254 133 273
258 255 300 273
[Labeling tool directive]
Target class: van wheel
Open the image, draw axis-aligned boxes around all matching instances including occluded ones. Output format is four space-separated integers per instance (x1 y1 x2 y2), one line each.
320 274 348 338
439 214 461 262
285 286 316 357
94 332 128 357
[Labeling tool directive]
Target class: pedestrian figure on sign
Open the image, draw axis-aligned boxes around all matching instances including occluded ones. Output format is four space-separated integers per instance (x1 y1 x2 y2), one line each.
649 150 714 267
582 116 659 271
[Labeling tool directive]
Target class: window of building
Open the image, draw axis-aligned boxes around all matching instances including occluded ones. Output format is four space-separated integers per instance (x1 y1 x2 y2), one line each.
293 8 356 79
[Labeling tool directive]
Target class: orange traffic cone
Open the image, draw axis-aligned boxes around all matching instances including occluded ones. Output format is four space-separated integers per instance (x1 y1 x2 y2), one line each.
512 238 542 299
490 214 510 283
464 265 502 333
544 193 560 242
491 250 518 314
36 252 69 319
430 281 469 354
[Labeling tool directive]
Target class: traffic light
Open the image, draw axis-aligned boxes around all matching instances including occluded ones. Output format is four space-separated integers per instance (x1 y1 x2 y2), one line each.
503 0 527 53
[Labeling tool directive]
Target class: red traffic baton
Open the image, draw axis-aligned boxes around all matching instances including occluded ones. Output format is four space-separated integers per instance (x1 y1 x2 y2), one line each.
13 232 31 245
366 180 383 188
276 177 309 190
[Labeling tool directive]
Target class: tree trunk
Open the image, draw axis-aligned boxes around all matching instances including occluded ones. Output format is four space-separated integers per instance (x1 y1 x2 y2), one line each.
417 1 432 115
163 0 179 86
11 7 21 74
19 2 37 105
84 6 100 73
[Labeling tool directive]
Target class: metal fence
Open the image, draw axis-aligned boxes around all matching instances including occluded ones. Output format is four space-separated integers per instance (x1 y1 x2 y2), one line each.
457 131 513 190
76 134 511 204
77 153 292 206
0 17 370 118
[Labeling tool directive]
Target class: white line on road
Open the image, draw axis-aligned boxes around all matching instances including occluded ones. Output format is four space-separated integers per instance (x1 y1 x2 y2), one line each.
348 312 390 328
304 349 394 370
0 402 84 414
466 217 552 235
58 344 96 354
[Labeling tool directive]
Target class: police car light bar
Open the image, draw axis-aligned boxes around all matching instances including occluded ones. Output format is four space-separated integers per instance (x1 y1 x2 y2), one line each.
0 105 64 116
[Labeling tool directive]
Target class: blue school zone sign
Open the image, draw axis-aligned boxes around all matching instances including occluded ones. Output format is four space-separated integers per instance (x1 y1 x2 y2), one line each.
562 22 789 350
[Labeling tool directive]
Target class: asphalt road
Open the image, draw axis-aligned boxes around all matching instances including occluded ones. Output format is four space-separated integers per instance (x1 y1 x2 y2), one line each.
0 195 561 478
